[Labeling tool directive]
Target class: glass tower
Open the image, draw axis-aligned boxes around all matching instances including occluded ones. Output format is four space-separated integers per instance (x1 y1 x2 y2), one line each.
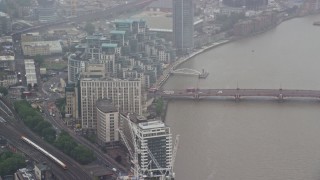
173 0 194 54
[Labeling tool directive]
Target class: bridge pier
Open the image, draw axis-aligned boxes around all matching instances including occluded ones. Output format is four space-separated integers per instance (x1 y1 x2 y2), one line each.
235 94 241 102
278 93 284 102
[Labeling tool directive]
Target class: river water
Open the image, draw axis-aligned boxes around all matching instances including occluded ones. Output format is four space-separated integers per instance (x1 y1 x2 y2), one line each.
164 14 320 180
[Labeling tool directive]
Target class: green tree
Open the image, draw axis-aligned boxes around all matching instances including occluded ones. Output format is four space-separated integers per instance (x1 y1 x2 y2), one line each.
34 55 45 66
84 22 95 35
0 86 8 96
34 121 51 134
71 145 95 164
0 151 26 176
42 127 56 143
155 98 164 116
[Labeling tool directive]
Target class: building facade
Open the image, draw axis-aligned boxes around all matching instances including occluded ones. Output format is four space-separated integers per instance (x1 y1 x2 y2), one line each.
21 41 62 56
136 121 172 177
80 78 141 130
173 0 194 54
65 83 79 119
24 59 37 87
0 12 12 35
96 99 119 144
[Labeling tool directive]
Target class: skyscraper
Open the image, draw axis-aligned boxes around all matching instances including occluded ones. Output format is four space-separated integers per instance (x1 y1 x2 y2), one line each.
173 0 194 54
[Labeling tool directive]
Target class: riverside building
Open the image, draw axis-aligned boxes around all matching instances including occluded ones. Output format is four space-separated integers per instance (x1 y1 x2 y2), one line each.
136 120 173 177
173 0 194 54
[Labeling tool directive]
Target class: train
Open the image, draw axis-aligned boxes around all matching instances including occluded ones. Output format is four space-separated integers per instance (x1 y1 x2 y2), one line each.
21 136 67 170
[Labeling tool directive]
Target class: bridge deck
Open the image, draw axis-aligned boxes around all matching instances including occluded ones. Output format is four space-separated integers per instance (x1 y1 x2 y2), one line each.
158 89 320 99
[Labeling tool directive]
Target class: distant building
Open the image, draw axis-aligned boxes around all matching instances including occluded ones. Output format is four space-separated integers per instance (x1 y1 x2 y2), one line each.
35 0 58 23
67 53 88 83
146 0 172 12
34 162 52 180
0 70 17 87
65 83 79 119
14 168 36 180
21 32 42 42
96 98 120 145
173 0 194 54
222 0 268 10
24 59 37 87
0 12 12 35
0 36 15 71
21 41 62 56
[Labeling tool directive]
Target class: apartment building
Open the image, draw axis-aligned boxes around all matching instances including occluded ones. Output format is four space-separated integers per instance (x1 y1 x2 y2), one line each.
80 78 141 130
96 98 119 145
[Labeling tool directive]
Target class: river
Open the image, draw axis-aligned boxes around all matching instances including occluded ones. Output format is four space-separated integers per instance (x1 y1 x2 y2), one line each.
164 14 320 180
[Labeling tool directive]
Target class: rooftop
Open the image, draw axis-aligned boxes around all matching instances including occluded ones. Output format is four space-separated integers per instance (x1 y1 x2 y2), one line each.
110 30 126 35
101 43 118 48
147 0 172 9
114 19 135 24
21 41 61 48
96 98 118 113
138 120 166 129
0 12 10 18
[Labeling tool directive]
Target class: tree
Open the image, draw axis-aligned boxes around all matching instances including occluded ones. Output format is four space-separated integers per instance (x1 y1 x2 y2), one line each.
0 87 8 96
34 55 45 66
42 128 56 143
84 22 95 35
0 151 26 176
155 98 164 116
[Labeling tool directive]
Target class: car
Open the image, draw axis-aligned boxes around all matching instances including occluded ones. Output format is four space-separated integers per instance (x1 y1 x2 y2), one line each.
217 90 223 94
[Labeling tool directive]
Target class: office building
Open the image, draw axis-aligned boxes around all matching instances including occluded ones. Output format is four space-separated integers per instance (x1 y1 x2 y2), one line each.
65 83 79 119
96 98 119 145
68 53 88 83
0 12 12 35
34 162 52 180
35 0 58 23
137 121 172 176
21 41 62 56
173 0 194 54
80 78 141 130
0 70 17 87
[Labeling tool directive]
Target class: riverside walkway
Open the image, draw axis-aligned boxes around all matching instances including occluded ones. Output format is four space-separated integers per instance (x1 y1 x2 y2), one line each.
156 88 320 101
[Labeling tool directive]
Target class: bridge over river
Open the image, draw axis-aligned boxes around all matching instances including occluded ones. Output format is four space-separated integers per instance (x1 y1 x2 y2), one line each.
156 88 320 101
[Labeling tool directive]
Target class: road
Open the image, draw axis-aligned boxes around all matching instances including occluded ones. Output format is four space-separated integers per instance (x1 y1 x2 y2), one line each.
0 99 92 180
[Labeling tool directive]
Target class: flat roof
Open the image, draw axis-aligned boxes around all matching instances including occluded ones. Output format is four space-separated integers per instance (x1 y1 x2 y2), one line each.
0 56 14 61
101 43 118 48
114 19 135 24
110 30 126 35
96 99 118 113
138 120 165 129
149 28 172 32
21 41 61 48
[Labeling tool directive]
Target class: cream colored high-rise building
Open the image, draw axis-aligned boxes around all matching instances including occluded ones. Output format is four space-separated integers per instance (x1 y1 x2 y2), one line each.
96 99 119 144
80 78 141 130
